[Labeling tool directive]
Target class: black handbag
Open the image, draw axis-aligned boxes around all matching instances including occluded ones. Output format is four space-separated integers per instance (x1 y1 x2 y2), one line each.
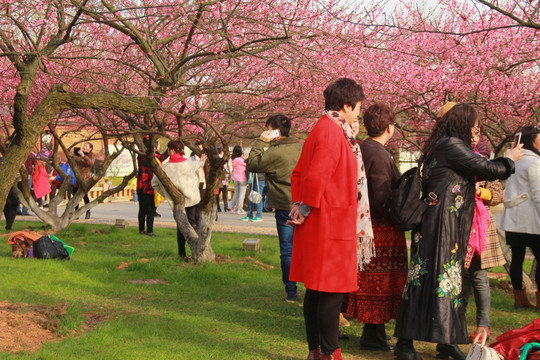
388 156 456 231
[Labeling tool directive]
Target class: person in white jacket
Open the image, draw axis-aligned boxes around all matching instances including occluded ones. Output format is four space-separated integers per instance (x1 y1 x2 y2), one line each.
499 125 540 310
151 140 206 260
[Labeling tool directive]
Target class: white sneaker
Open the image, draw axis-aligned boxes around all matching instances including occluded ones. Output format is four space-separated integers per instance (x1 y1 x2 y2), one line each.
237 209 246 215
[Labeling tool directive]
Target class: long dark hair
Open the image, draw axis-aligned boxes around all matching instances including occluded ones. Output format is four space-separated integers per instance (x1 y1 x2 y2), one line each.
520 125 540 156
423 103 479 155
231 145 243 159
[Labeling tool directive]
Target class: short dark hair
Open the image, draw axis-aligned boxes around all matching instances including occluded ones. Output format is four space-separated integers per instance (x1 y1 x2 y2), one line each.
167 140 185 155
323 78 366 112
520 125 540 156
265 114 291 137
363 102 395 137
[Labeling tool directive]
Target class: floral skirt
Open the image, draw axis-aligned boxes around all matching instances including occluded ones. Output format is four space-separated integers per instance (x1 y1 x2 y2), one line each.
347 218 408 324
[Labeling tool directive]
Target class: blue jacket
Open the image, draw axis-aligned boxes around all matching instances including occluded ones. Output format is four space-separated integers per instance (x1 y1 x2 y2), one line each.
55 162 76 186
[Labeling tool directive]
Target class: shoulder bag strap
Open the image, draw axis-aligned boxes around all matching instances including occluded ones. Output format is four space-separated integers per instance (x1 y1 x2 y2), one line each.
419 154 458 206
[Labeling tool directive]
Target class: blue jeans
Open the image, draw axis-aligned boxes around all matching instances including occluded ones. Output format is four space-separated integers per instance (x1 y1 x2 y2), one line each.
275 209 297 297
247 180 265 218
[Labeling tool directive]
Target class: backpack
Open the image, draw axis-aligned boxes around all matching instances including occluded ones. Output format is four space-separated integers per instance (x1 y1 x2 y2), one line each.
388 156 456 231
33 235 70 260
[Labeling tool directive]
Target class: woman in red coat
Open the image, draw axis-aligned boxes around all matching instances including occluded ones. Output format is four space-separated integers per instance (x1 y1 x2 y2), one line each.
289 78 373 360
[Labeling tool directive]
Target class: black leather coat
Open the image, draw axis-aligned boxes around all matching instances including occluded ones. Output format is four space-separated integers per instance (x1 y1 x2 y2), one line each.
395 137 514 344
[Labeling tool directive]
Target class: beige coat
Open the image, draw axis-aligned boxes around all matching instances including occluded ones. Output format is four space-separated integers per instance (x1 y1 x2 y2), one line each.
499 149 540 235
151 159 201 208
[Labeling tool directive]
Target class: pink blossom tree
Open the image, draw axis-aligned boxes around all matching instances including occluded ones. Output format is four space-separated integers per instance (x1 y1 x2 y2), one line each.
0 0 372 262
341 0 539 153
0 1 156 224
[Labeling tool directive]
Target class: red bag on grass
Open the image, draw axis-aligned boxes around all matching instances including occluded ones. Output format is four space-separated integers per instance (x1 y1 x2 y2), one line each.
490 319 540 360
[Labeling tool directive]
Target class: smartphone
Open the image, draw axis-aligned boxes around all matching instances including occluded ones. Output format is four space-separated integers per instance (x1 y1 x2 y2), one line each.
73 147 81 155
269 130 280 139
515 132 522 145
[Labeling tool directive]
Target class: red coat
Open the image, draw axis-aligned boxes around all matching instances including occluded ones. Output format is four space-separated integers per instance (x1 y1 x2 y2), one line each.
32 161 51 199
289 115 358 293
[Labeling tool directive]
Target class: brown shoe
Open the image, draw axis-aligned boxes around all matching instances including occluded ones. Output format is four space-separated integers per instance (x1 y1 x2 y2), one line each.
307 346 322 360
514 289 535 309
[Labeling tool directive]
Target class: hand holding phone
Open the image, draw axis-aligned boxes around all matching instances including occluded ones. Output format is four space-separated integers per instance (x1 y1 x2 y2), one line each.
260 129 280 142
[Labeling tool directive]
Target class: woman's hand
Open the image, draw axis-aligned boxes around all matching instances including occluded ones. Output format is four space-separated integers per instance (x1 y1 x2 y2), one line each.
287 204 306 225
505 143 524 162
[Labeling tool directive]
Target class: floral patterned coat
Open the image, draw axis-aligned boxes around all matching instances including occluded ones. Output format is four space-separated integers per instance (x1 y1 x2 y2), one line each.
394 137 515 344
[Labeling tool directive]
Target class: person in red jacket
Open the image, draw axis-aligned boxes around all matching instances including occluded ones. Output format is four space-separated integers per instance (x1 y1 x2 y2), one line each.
289 78 372 360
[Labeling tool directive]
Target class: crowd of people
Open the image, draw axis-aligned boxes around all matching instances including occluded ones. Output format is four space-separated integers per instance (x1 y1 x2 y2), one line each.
281 78 536 360
2 142 99 229
2 77 539 360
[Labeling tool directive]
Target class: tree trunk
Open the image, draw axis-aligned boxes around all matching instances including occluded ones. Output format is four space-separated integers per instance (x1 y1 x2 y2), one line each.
14 186 86 232
173 203 215 263
0 144 32 217
13 172 135 232
0 85 155 216
196 207 216 263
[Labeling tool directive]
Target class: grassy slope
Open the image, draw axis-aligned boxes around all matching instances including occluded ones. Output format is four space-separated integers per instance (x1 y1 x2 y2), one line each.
0 220 537 359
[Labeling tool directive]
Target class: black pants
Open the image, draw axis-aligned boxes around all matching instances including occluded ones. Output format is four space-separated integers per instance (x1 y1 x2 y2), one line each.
3 188 19 230
138 193 156 233
177 205 198 257
50 184 73 201
507 232 540 290
73 187 90 210
216 185 228 210
304 289 344 355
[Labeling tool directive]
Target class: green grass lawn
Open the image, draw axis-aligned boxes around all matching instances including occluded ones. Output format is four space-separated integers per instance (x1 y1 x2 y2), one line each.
0 220 537 359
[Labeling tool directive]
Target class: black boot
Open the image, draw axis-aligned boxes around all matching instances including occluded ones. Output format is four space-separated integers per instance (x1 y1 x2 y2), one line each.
394 338 423 360
85 210 91 219
360 324 392 351
436 344 466 360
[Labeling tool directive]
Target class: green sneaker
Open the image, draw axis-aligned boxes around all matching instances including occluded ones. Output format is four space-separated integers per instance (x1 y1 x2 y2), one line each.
241 216 250 222
252 217 263 222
